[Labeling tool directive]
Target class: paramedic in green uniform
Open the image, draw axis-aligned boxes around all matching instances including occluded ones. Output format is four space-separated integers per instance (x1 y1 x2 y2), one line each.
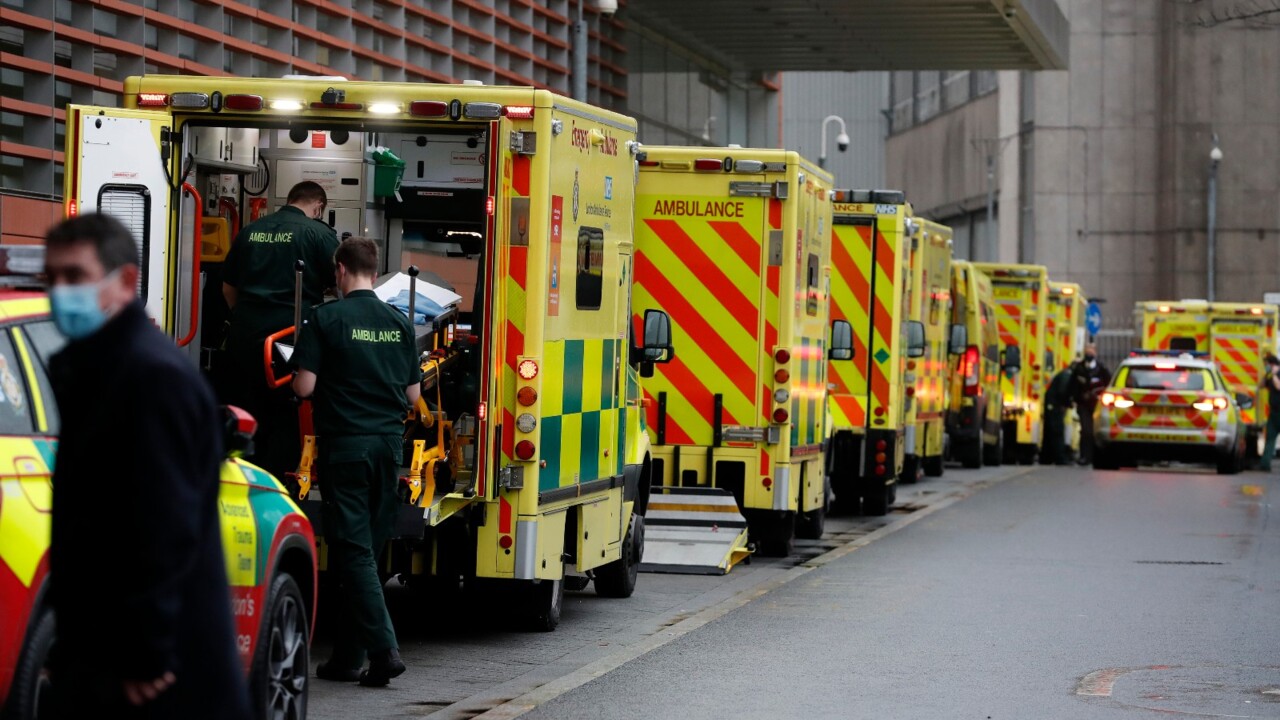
222 180 338 481
292 237 421 687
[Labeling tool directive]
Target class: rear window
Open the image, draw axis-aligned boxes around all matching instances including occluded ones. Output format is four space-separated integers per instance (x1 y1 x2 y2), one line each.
1123 366 1209 391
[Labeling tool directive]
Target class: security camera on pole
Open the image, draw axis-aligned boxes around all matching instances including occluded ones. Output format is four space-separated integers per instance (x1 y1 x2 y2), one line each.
819 115 849 170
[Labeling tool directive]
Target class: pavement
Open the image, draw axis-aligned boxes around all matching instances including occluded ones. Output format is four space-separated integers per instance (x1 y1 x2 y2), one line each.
514 464 1280 720
307 462 1028 718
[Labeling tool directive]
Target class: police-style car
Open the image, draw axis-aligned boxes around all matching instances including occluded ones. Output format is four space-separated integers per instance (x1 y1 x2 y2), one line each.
1093 352 1250 474
0 292 316 720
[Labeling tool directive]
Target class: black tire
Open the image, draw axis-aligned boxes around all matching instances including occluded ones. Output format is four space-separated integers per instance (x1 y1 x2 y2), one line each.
900 455 920 484
1001 422 1017 464
862 484 890 516
795 499 826 540
522 573 564 632
1016 443 1037 465
922 453 945 477
984 429 1004 467
755 512 795 557
595 514 643 598
251 573 309 720
957 438 983 469
1092 448 1120 471
9 606 55 720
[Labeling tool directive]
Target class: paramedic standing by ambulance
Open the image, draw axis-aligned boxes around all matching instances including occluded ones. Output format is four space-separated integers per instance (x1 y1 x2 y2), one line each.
222 180 338 481
292 237 420 687
1260 354 1280 472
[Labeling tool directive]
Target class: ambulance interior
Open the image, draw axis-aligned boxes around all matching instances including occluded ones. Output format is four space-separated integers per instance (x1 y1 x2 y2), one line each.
186 121 495 494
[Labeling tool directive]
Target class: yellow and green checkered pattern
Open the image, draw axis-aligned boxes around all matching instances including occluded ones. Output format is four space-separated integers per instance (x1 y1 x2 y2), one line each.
538 338 624 492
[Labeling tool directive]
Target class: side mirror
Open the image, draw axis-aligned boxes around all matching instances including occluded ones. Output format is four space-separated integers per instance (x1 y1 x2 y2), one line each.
829 319 854 361
1237 392 1254 410
906 321 926 359
635 309 674 377
1002 345 1022 375
948 323 968 356
221 405 257 459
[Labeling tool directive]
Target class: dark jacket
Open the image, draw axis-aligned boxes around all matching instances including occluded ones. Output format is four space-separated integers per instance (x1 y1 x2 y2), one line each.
49 301 248 718
1072 359 1112 409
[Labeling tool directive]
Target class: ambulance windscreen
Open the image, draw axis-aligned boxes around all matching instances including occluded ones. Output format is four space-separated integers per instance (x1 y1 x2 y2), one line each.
1125 367 1205 391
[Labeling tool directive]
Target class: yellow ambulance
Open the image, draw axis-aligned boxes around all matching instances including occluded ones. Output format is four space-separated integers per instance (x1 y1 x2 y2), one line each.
64 75 671 630
901 216 954 480
1047 281 1087 458
971 263 1049 464
828 190 922 515
1137 300 1278 462
632 146 837 561
946 260 1004 467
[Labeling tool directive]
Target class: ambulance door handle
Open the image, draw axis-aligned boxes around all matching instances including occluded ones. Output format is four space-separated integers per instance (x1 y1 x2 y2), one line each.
177 182 203 348
327 210 336 228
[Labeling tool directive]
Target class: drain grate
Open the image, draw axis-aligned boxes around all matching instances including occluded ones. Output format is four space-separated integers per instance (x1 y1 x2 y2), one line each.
1134 560 1226 565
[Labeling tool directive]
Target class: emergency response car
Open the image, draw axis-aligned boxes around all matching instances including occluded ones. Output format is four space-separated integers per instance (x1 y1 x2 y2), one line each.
827 190 923 515
971 263 1048 464
1093 351 1250 474
1047 282 1087 459
63 75 665 631
901 216 954 480
0 289 316 720
946 260 1003 468
1137 301 1278 462
632 146 837 563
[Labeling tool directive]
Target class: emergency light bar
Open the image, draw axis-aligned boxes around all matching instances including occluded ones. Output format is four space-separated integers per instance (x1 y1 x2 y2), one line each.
1128 349 1208 358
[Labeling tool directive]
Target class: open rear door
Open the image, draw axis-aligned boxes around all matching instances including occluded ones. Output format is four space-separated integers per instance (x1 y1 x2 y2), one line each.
65 106 176 333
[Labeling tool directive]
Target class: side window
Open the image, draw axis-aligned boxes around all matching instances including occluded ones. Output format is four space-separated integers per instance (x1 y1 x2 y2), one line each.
0 331 35 434
21 322 66 433
575 226 604 310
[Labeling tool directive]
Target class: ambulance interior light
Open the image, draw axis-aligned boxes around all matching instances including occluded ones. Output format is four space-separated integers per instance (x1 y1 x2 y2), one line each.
368 102 402 114
270 99 305 111
1061 287 1075 295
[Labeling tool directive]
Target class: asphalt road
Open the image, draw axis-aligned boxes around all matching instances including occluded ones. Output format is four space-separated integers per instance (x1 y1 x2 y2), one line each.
307 463 1023 718
516 465 1280 720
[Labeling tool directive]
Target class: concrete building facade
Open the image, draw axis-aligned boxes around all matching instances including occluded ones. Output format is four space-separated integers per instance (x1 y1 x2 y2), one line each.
887 0 1280 314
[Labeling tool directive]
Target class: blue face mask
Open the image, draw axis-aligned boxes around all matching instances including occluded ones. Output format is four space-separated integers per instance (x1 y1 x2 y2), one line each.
50 271 119 340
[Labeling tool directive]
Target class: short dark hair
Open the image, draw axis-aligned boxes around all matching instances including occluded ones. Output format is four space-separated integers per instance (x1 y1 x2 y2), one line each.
45 212 139 272
1266 353 1279 365
286 181 327 207
334 237 379 277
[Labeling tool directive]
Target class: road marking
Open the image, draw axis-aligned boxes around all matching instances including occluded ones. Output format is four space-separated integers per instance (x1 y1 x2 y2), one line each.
471 468 1035 720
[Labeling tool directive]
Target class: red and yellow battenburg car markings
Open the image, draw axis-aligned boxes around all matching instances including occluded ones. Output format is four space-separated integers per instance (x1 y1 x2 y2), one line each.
1109 391 1218 443
827 222 872 429
635 198 768 446
868 221 900 427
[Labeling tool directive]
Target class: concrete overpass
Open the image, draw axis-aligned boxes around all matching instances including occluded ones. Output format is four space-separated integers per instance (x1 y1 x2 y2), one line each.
625 0 1069 71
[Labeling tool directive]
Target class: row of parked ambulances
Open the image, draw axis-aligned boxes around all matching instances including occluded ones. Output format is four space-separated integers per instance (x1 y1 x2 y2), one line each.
0 73 1141 720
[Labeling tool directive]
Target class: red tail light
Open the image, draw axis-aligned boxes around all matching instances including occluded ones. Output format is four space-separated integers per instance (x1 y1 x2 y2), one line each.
694 158 725 171
962 345 980 396
772 408 789 423
1101 392 1115 407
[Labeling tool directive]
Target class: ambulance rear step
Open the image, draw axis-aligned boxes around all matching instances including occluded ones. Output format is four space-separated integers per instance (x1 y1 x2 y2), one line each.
639 487 752 575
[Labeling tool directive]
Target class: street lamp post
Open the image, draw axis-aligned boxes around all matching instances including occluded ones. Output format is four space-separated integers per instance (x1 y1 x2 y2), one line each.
819 115 849 170
572 3 588 101
1207 134 1222 302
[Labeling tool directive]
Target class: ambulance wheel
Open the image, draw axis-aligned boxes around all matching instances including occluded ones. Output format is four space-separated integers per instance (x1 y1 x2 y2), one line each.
10 606 55 720
1016 444 1037 465
900 455 920 484
957 439 983 469
251 573 309 720
862 485 890 517
796 501 826 540
595 514 643 598
1217 447 1243 475
922 453 945 478
522 574 564 632
755 513 795 557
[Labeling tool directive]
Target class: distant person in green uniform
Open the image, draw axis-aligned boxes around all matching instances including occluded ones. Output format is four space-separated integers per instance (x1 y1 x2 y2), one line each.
1260 353 1280 472
222 181 338 481
292 237 421 687
1041 361 1077 465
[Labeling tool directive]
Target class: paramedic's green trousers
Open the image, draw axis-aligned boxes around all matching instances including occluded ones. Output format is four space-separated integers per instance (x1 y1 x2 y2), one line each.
1262 413 1280 472
319 434 402 667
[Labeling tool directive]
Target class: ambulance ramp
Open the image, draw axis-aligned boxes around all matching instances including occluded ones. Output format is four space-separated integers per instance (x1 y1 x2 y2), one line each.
640 487 752 575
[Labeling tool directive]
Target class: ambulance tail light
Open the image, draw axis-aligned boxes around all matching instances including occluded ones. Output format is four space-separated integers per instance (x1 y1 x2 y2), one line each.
503 105 535 119
773 389 789 404
224 94 264 111
410 101 449 117
1101 392 1116 407
1193 400 1215 412
876 439 887 452
772 408 789 423
762 477 773 488
774 348 791 364
774 369 790 383
638 160 659 167
1214 396 1229 410
66 198 78 218
694 158 726 171
517 387 538 406
137 93 168 107
962 345 981 395
498 535 513 549
515 440 536 461
486 196 495 216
